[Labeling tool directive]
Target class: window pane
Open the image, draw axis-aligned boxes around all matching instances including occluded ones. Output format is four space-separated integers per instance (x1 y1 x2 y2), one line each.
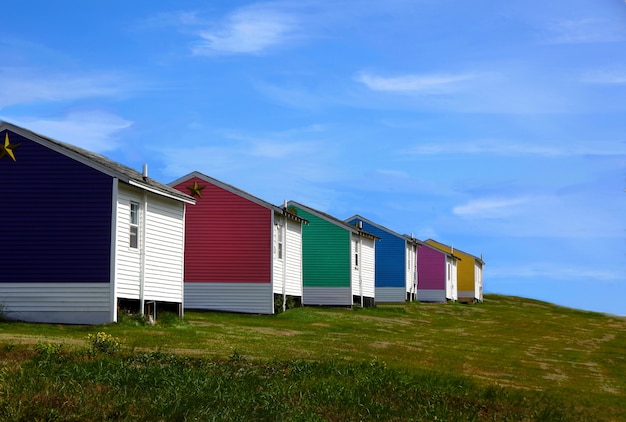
130 202 139 225
130 226 138 249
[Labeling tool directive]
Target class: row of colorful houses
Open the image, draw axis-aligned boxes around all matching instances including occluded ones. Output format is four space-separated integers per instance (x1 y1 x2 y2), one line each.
0 122 484 325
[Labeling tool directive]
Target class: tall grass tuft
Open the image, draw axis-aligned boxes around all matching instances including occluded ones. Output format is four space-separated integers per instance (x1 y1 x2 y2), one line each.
0 350 582 421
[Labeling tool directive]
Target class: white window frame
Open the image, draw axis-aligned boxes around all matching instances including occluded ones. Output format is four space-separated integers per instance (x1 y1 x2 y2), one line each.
130 201 140 249
275 223 284 260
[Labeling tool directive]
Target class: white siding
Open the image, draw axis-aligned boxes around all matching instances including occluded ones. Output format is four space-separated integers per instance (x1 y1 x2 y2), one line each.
376 287 406 302
351 236 360 297
405 243 417 297
303 287 352 306
143 195 185 303
116 187 142 298
116 185 185 304
185 282 273 314
446 257 458 301
285 218 303 296
475 263 483 302
350 235 375 299
361 237 376 298
417 289 447 303
271 215 303 297
0 283 111 324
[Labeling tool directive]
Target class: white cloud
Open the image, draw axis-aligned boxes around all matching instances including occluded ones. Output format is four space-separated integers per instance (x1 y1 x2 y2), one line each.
581 69 626 85
453 197 530 218
488 264 622 281
375 169 410 178
355 72 474 94
405 140 626 157
544 18 625 44
7 111 133 152
191 5 300 55
0 67 127 109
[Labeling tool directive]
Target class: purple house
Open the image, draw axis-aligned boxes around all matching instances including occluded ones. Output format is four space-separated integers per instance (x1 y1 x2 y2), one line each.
0 122 195 324
416 241 459 302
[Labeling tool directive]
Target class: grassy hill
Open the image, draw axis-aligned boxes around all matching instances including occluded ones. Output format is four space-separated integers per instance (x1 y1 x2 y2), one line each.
0 294 624 420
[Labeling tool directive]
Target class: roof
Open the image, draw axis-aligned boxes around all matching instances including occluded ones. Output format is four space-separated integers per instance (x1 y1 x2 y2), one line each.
169 171 308 224
1 121 195 204
425 239 484 265
346 214 418 243
287 201 379 240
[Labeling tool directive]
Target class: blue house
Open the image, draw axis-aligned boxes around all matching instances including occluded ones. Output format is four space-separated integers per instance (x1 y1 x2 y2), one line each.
0 122 195 324
345 215 419 302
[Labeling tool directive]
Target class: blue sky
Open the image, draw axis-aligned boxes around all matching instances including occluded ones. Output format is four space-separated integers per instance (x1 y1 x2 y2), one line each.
2 1 625 315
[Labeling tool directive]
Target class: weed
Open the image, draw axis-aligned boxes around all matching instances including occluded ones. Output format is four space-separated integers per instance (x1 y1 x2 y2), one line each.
156 312 187 327
87 332 121 355
117 311 150 326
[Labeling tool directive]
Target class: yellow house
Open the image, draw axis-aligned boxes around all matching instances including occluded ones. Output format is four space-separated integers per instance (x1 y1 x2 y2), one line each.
425 240 484 303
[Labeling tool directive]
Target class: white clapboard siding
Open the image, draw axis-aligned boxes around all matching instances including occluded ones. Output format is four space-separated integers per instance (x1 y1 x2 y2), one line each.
458 290 475 300
417 289 447 303
351 235 376 299
475 263 483 302
116 187 142 298
116 186 185 303
361 237 376 298
406 243 417 296
446 257 458 301
285 218 303 296
351 236 360 297
185 282 273 314
272 216 304 298
143 195 185 303
375 287 406 302
303 287 352 306
0 283 111 324
272 216 284 295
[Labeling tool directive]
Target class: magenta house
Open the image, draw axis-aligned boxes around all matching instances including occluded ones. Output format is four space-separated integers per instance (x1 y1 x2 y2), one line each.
416 241 458 302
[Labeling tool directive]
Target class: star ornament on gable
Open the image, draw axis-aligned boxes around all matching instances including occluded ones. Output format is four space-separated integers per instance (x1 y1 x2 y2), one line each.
187 180 206 198
0 133 21 162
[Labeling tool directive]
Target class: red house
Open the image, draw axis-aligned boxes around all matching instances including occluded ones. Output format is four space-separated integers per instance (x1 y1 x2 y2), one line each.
170 172 307 314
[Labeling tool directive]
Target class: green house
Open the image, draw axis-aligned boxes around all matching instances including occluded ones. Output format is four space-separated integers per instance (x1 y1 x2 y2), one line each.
287 201 377 307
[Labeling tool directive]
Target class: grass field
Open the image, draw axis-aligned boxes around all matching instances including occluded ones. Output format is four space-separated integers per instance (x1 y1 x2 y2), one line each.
0 294 624 420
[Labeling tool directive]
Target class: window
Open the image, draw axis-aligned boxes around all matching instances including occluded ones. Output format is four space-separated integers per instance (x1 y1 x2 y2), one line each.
130 201 139 249
447 263 451 280
354 240 359 268
275 223 284 260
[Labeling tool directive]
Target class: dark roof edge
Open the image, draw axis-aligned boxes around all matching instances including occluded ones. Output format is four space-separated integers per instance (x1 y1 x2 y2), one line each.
288 201 379 239
345 214 417 242
1 121 195 204
169 171 306 225
425 238 484 265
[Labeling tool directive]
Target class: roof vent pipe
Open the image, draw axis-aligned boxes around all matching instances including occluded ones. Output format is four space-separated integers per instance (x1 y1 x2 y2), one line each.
142 163 148 180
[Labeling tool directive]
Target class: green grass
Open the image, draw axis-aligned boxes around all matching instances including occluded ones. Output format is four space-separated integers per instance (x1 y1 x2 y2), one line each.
0 294 624 420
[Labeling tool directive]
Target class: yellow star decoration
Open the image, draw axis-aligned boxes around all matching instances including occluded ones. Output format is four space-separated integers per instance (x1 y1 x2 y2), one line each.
0 133 21 162
187 180 206 198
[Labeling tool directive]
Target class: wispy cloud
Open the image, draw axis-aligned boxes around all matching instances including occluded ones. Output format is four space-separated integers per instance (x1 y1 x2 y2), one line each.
0 67 129 109
453 197 530 218
191 4 300 55
405 140 626 157
581 69 626 85
6 111 133 152
544 18 625 44
488 264 622 281
355 71 474 94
